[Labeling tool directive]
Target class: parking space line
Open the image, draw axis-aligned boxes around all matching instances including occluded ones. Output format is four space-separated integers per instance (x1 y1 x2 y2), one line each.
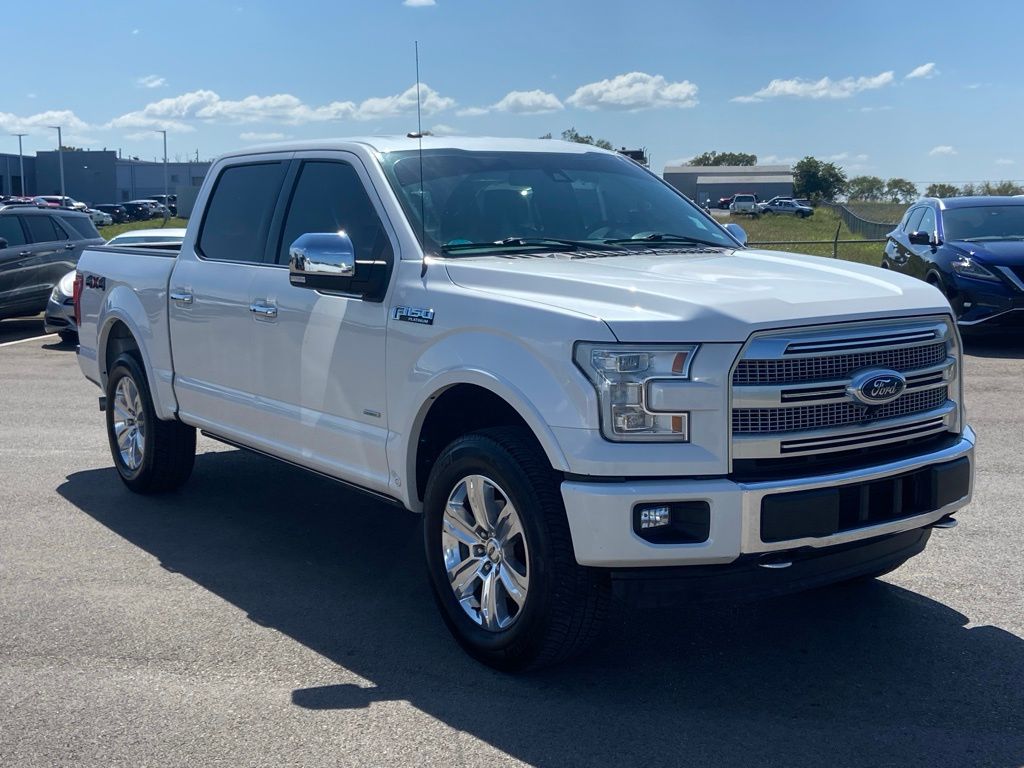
0 334 58 348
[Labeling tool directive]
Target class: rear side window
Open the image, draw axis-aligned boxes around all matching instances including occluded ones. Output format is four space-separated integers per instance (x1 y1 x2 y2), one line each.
60 215 100 239
277 160 392 266
0 216 27 247
24 215 67 243
198 161 287 263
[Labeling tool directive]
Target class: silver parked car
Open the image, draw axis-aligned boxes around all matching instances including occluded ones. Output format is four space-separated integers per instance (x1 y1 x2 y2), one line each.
44 228 186 342
761 199 814 218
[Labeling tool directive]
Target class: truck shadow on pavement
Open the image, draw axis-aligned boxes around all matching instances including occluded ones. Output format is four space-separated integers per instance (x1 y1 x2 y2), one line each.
59 449 1024 767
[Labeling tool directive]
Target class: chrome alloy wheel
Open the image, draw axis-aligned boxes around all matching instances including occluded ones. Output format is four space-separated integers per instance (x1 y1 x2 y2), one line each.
112 375 146 471
442 475 530 631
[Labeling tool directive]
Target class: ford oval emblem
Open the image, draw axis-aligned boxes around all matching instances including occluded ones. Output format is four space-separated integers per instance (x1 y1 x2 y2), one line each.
847 369 907 406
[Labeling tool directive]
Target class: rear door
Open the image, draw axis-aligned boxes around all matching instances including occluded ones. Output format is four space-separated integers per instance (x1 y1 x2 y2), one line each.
245 153 396 493
168 156 291 438
0 215 32 316
21 214 75 310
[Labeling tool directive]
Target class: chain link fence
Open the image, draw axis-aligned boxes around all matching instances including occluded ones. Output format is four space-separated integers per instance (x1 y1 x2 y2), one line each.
819 201 899 239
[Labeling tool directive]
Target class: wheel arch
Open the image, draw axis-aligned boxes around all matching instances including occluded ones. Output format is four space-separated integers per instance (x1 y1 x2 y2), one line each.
406 376 572 511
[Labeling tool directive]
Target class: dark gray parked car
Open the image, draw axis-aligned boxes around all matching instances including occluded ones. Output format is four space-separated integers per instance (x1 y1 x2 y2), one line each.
0 208 103 327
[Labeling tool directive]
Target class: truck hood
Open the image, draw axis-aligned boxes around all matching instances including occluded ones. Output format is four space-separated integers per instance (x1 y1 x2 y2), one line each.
444 248 951 342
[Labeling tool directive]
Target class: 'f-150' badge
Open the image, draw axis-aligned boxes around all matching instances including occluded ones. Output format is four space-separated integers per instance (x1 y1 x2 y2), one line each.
847 369 906 406
393 306 435 325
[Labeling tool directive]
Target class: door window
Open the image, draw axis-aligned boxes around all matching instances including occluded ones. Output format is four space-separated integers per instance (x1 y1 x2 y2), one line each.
904 207 926 233
24 215 66 243
917 208 936 235
277 160 392 266
0 216 27 247
197 161 287 263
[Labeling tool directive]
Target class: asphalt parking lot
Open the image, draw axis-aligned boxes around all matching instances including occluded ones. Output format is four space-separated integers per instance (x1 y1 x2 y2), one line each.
1 319 1022 768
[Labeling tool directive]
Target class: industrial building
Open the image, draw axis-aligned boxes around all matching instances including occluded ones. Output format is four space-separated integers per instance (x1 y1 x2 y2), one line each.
2 148 210 211
663 164 794 205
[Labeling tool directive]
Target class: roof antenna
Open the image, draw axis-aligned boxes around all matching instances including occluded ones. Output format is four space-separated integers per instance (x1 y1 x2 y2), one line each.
411 41 429 277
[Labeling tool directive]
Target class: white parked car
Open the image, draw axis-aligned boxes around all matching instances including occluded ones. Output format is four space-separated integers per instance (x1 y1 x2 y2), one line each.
73 137 975 671
86 208 113 226
729 193 760 216
105 228 187 246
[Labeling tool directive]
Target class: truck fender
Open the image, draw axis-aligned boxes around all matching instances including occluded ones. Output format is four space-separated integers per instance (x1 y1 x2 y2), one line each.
97 287 177 420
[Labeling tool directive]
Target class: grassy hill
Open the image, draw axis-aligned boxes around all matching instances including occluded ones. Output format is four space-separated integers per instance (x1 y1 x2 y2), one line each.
727 207 886 266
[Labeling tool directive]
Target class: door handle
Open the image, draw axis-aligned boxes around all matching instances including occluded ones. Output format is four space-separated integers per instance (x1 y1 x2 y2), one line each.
64 243 76 250
249 301 278 319
18 251 31 258
170 289 193 305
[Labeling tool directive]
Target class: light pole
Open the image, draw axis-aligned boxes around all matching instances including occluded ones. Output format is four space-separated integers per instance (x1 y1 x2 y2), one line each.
10 133 26 195
155 129 169 222
48 125 66 202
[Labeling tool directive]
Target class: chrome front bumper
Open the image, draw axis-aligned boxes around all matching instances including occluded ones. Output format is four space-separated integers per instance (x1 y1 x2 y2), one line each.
561 426 975 568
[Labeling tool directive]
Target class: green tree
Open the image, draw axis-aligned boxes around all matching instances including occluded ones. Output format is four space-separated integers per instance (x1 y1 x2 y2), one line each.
793 156 847 202
980 180 1024 196
687 150 758 166
846 175 886 201
885 178 919 204
924 183 959 198
561 127 613 150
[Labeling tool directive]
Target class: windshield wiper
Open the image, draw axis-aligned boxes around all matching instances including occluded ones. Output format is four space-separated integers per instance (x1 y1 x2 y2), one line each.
441 237 615 253
601 233 724 248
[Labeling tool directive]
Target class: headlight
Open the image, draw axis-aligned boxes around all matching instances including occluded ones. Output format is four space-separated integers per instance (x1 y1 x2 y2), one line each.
951 254 999 282
58 271 76 297
574 343 698 442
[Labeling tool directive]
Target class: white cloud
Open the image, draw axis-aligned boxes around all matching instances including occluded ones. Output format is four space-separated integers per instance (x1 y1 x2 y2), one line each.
733 70 894 102
996 158 1015 166
492 89 563 114
566 72 698 111
758 154 797 165
403 0 435 5
460 89 563 117
859 105 893 113
240 131 289 142
0 109 91 134
354 83 453 120
429 124 459 136
136 74 166 89
905 62 938 80
929 145 957 156
197 93 357 123
131 29 139 35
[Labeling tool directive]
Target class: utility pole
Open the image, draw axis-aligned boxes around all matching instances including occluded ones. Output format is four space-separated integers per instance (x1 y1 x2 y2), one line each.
10 133 27 195
48 125 66 202
155 129 169 222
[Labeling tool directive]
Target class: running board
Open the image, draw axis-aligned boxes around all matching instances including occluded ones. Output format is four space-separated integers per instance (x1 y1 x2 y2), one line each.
199 429 406 509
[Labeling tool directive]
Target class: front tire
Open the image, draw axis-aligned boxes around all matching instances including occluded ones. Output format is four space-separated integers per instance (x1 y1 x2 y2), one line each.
105 353 196 493
423 428 611 671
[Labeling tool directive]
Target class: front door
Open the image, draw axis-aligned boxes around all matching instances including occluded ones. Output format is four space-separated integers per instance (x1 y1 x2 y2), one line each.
247 154 395 494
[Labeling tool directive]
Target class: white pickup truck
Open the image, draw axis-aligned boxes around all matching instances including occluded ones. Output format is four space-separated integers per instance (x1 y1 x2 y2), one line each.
74 137 975 670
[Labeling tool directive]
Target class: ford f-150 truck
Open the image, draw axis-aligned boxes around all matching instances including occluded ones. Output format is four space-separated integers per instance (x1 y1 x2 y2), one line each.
74 137 975 671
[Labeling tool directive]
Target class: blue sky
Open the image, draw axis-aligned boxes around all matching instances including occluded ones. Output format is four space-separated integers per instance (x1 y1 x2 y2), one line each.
3 0 1020 186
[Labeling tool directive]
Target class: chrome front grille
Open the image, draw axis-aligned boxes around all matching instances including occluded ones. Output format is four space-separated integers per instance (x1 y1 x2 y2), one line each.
733 387 948 434
732 341 946 385
731 318 961 462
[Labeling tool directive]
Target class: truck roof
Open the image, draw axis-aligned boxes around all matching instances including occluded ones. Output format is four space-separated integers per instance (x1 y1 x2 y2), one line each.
226 135 615 158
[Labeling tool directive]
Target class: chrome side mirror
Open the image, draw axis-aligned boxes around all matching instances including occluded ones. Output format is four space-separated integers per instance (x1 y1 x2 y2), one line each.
724 222 747 247
289 232 356 289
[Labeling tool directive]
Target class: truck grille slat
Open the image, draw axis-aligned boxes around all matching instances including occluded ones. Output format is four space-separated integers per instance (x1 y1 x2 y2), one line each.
732 341 946 385
733 387 948 434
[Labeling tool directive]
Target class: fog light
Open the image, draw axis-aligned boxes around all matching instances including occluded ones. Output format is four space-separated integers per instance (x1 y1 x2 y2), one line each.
633 501 711 544
639 505 671 529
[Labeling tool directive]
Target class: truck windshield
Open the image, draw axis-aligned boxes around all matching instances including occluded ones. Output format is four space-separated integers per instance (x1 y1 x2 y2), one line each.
379 149 737 253
943 205 1024 242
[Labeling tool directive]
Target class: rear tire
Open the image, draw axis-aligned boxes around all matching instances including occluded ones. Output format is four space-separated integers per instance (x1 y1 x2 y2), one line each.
105 353 196 494
423 427 611 671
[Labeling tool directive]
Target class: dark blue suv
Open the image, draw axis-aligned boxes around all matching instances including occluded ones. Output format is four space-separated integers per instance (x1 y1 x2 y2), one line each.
882 196 1024 327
